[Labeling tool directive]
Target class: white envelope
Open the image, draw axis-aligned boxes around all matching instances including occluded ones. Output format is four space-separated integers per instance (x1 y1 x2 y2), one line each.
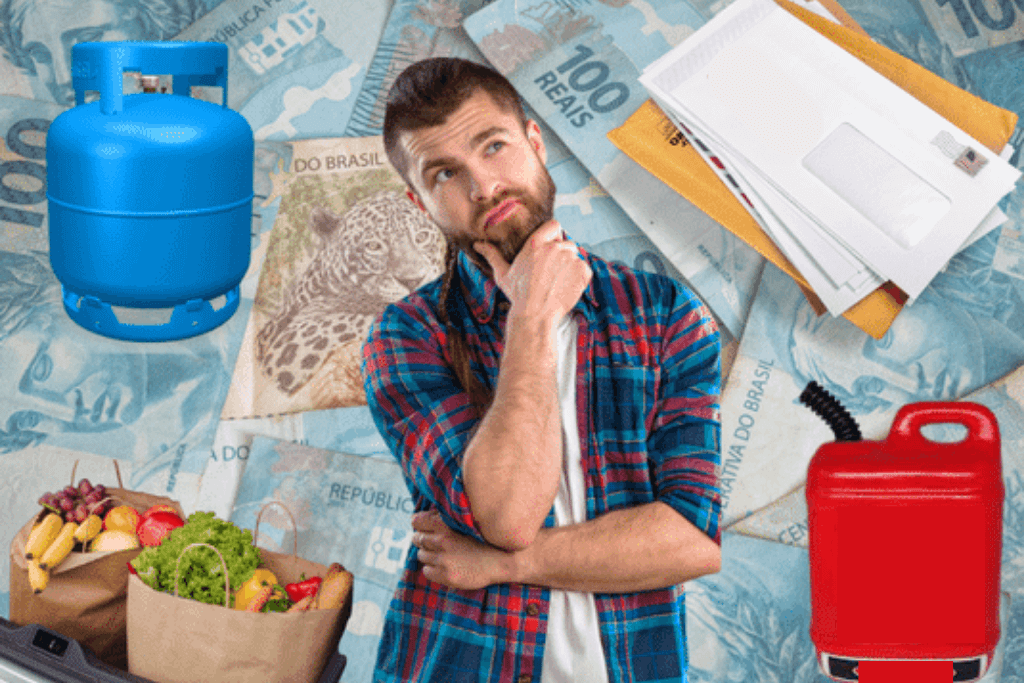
641 0 1022 299
657 101 884 315
660 101 876 284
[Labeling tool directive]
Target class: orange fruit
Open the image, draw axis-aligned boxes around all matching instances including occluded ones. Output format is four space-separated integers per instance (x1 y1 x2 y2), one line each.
104 505 140 534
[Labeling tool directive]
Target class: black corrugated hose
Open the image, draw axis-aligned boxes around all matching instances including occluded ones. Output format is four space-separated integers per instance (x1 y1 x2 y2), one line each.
798 381 862 442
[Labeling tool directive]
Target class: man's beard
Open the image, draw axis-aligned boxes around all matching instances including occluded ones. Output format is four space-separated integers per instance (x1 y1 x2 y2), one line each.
448 167 557 276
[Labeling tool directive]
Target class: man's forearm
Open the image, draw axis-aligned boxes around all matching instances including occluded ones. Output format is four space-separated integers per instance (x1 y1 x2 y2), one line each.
505 501 721 593
462 312 562 550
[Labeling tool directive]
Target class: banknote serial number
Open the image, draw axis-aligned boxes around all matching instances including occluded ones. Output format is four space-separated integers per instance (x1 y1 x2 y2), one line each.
0 118 48 229
534 45 631 128
935 0 1024 38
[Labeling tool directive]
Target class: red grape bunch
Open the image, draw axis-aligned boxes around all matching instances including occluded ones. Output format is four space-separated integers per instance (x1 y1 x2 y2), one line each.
38 479 112 524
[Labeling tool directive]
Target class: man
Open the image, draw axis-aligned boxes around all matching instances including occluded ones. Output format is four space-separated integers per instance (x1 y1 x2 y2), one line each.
363 57 722 682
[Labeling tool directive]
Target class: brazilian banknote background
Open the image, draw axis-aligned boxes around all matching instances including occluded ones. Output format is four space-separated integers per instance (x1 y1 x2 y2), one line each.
0 0 1022 680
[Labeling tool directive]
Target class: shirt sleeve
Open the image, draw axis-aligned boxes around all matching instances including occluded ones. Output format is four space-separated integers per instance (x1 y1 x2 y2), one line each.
362 300 487 544
648 284 723 545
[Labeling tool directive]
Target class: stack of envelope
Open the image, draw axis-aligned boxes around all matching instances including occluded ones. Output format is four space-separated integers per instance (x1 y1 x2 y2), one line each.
638 0 1021 317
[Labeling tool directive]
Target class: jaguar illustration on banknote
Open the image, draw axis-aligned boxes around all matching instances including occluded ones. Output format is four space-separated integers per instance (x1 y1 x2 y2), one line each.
255 188 445 409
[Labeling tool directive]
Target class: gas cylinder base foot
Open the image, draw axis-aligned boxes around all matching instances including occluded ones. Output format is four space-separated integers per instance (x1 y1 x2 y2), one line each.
60 285 241 342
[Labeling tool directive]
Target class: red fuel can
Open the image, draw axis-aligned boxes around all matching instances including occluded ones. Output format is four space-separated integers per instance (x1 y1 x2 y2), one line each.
806 402 1002 682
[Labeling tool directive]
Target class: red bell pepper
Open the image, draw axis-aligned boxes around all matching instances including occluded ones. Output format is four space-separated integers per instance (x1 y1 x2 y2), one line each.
284 574 322 603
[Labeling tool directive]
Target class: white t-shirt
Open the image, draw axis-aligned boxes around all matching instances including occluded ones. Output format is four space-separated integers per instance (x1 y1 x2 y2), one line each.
540 314 610 683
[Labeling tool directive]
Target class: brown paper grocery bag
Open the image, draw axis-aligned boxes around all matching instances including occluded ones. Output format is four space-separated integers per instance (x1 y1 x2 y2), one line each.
126 505 352 683
8 461 185 671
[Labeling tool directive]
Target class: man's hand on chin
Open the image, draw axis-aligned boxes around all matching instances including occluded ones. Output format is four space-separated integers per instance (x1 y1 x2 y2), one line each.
473 219 591 320
411 510 519 590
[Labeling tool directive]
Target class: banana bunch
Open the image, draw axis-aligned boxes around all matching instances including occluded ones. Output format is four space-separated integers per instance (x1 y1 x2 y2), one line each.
23 512 103 593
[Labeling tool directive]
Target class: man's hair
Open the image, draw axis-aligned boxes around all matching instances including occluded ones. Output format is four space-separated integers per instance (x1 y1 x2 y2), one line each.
382 57 527 184
382 58 528 417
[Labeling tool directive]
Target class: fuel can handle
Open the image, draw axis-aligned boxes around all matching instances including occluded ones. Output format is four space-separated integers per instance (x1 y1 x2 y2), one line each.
889 401 999 446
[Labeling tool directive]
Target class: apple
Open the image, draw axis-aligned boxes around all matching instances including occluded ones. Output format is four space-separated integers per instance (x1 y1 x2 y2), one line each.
136 510 184 547
139 504 178 521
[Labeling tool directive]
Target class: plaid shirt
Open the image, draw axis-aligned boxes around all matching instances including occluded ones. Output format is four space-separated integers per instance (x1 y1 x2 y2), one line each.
363 244 722 683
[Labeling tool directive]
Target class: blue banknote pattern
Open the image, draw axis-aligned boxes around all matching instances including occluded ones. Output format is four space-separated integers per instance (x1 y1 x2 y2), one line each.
0 0 229 105
0 0 1023 679
343 0 495 138
174 0 392 142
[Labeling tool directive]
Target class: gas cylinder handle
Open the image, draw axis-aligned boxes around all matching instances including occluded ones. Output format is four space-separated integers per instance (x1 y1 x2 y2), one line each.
890 401 999 444
70 41 229 115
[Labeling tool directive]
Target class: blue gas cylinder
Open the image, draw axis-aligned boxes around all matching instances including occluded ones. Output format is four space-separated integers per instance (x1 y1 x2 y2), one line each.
46 41 254 342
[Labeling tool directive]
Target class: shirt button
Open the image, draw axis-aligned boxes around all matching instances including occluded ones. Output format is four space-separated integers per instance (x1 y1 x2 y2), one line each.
526 602 539 617
498 300 510 312
518 675 531 683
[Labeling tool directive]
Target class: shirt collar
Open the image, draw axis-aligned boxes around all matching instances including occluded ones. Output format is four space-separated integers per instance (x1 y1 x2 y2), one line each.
456 237 599 324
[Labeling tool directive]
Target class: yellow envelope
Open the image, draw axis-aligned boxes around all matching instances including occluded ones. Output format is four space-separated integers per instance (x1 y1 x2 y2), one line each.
608 0 1018 339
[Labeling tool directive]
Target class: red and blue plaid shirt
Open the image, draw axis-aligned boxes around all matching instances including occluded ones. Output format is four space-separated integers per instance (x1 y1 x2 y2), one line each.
363 244 722 683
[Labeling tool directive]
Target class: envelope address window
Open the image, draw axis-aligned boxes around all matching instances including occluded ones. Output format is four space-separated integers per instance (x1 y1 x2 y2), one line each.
803 123 951 249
